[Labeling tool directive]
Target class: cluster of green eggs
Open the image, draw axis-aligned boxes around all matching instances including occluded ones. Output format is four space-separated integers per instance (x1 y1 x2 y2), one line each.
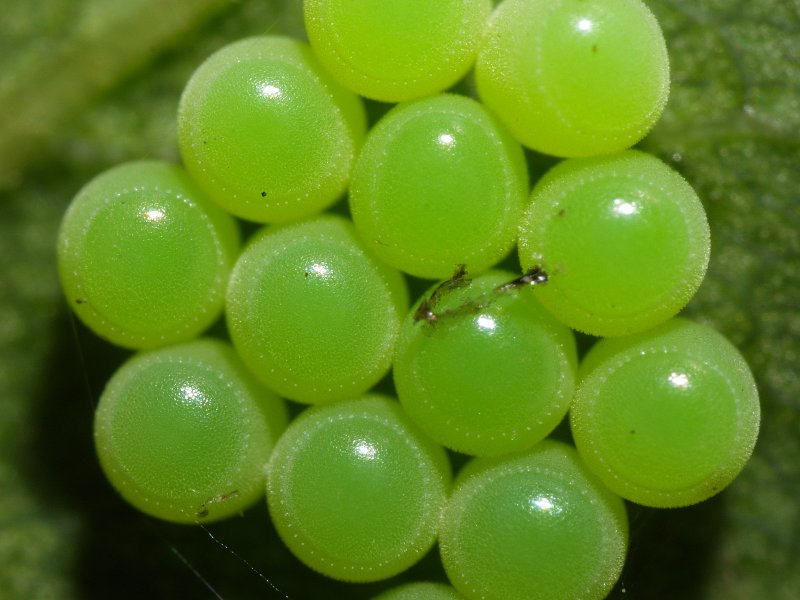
57 1 759 598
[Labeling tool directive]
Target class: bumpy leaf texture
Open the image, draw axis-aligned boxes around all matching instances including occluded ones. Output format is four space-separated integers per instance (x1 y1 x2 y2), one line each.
0 0 796 598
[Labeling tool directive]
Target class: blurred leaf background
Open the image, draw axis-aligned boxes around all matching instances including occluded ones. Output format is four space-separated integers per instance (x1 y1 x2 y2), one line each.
0 0 797 598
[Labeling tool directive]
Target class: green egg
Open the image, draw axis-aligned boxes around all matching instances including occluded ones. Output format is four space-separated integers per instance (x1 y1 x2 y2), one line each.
372 581 465 600
57 161 239 349
94 339 287 523
350 94 527 279
440 440 628 600
266 395 451 582
518 150 710 337
395 270 577 456
305 0 491 102
226 215 408 404
476 0 669 156
178 36 366 223
570 318 761 508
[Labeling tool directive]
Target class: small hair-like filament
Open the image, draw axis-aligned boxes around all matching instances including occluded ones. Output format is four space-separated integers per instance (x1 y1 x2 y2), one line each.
414 266 548 325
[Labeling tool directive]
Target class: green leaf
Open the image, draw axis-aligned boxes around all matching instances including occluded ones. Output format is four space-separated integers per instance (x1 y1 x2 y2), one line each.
0 0 796 597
